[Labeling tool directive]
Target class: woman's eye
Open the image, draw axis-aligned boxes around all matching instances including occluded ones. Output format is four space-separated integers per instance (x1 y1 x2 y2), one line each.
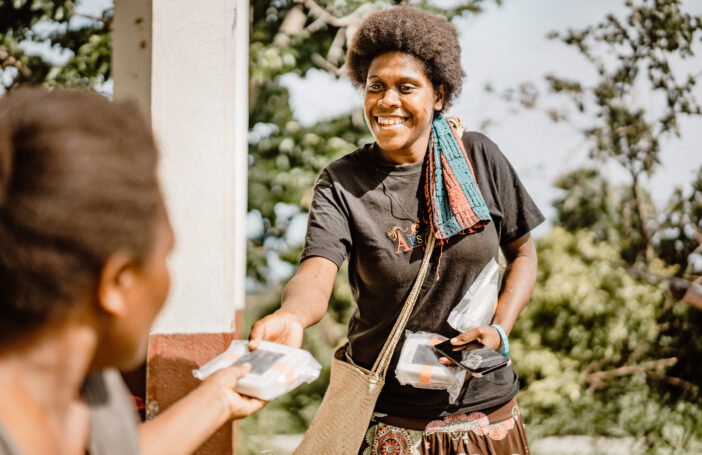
400 85 415 92
367 83 382 91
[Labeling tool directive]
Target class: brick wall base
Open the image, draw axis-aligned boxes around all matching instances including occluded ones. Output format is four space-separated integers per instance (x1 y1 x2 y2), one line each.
146 313 243 454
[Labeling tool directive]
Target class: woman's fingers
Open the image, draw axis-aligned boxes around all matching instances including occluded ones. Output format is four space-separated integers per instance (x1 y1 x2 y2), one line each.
248 321 264 350
208 363 252 388
451 326 482 345
227 363 252 380
231 396 266 419
438 357 456 366
248 313 280 349
248 311 305 350
451 325 502 351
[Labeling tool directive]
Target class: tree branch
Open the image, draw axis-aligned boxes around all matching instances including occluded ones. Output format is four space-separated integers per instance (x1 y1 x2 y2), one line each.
631 171 652 262
585 357 678 391
73 11 111 28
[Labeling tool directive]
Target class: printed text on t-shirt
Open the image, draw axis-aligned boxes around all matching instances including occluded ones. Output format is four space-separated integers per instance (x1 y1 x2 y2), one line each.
387 221 427 254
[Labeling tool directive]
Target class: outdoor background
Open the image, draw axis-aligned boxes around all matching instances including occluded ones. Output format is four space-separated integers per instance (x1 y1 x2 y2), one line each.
2 0 701 454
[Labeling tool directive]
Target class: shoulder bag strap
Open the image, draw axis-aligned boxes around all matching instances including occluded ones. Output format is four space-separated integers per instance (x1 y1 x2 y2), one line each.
371 229 436 378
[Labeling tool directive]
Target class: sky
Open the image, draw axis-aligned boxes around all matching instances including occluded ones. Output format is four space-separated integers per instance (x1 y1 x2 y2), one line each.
281 0 702 237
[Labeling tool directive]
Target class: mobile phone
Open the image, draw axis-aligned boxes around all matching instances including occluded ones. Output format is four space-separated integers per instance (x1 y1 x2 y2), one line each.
432 339 510 377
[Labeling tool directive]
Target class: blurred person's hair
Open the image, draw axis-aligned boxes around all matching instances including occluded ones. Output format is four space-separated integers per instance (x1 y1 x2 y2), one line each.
345 5 465 111
0 88 161 341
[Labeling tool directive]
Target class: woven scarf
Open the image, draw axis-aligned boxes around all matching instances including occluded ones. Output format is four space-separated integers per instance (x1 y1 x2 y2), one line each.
424 114 492 241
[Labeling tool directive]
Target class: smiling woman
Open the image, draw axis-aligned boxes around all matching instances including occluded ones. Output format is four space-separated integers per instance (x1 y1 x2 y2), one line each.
249 5 545 455
364 52 444 164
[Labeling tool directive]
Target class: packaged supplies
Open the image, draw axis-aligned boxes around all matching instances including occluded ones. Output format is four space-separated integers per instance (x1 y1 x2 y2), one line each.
447 257 500 332
395 331 467 403
192 340 322 401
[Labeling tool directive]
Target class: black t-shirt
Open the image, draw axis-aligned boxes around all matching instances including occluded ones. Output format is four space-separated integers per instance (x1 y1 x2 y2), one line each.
301 132 545 418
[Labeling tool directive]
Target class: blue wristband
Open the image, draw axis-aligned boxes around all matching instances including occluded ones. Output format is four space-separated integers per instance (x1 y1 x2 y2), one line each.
490 324 509 357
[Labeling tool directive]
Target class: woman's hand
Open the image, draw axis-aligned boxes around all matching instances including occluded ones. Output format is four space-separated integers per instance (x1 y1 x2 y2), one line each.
437 325 501 366
248 310 305 350
202 364 266 420
451 325 502 351
248 257 337 350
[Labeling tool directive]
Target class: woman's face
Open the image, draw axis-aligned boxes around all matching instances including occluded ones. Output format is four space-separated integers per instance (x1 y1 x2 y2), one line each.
94 210 175 371
364 51 444 163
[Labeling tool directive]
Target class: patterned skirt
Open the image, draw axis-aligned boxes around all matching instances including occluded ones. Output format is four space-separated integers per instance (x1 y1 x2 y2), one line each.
359 398 529 455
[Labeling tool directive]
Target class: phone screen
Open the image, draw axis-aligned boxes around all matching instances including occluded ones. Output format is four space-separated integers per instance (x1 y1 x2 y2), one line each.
432 339 509 376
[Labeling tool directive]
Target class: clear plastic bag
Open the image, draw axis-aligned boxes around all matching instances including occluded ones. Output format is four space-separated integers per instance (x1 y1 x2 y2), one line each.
192 340 322 401
394 331 467 403
447 257 499 332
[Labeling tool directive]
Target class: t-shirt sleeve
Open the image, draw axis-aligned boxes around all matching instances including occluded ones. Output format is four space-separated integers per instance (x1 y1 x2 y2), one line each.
476 134 545 245
300 168 352 268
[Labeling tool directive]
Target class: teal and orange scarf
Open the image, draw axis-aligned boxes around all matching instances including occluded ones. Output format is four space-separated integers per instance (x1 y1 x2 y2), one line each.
424 114 491 241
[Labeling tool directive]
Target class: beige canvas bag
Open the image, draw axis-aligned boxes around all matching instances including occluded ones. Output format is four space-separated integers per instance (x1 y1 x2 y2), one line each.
293 230 436 454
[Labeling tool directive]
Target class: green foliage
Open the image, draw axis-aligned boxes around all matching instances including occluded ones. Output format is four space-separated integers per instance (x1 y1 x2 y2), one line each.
655 167 702 277
0 0 112 90
552 167 660 264
513 228 702 453
510 2 702 451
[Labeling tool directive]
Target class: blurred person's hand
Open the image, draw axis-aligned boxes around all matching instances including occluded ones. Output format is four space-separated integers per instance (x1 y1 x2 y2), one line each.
202 364 266 419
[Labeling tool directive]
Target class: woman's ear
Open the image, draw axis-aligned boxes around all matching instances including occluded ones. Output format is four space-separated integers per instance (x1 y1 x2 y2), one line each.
434 85 446 111
97 252 136 317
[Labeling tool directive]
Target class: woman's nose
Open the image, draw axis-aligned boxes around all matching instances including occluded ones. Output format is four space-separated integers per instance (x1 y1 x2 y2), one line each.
378 89 400 107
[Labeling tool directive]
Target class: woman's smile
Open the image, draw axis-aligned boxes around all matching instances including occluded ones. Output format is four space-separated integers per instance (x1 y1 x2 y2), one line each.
375 115 408 127
364 51 444 164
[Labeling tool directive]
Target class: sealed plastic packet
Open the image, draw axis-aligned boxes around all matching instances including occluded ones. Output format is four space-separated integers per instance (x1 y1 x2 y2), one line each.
192 340 322 401
447 257 500 332
395 331 467 403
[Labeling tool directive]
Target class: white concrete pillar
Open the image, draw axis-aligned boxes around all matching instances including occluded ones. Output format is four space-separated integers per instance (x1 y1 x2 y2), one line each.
113 0 249 452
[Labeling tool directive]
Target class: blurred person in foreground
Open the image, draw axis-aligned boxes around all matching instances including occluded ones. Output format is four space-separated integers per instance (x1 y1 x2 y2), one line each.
250 5 544 454
0 88 263 455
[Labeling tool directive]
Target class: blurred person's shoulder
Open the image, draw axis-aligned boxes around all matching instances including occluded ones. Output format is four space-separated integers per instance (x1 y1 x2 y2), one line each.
83 368 140 455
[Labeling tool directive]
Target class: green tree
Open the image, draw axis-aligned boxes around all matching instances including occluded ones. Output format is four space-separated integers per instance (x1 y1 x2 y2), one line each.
0 0 111 91
504 1 702 452
513 228 702 453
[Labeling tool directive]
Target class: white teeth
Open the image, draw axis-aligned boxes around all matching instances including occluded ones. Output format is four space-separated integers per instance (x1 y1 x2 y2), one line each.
376 116 406 126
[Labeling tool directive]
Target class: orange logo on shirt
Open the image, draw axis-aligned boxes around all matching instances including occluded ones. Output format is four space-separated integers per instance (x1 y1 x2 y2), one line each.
387 221 425 254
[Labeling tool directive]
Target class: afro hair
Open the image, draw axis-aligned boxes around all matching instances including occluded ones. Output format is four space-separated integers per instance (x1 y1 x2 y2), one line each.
346 5 465 111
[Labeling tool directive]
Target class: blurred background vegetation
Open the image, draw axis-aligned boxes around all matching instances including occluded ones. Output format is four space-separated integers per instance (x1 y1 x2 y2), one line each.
1 0 701 453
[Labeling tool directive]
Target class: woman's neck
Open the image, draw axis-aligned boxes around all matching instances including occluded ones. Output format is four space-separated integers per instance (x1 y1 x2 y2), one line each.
0 322 98 454
376 129 432 165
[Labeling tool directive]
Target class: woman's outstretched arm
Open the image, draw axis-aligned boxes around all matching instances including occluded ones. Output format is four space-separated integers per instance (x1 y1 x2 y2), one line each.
248 256 338 349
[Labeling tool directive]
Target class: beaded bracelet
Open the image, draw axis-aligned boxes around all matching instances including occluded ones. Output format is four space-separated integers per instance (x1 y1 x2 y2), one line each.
490 324 509 357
